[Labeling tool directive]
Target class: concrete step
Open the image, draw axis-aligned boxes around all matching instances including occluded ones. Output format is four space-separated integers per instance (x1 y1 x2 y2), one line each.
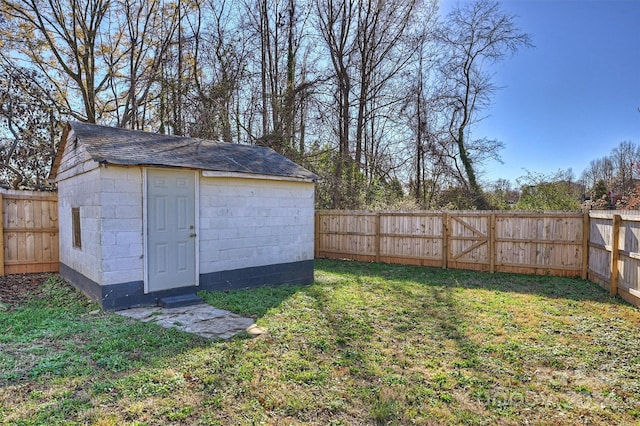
158 294 203 308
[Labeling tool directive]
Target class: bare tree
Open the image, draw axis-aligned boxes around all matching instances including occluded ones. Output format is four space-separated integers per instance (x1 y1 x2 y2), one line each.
581 157 614 192
315 0 356 206
611 140 640 195
314 0 432 208
438 0 531 208
1 0 114 123
104 0 180 130
354 0 418 170
581 141 640 201
240 0 314 155
395 0 441 207
181 0 248 141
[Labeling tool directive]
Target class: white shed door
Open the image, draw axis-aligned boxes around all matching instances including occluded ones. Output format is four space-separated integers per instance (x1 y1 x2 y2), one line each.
146 169 196 292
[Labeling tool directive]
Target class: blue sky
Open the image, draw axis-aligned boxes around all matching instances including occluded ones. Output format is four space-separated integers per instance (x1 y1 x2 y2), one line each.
442 0 640 185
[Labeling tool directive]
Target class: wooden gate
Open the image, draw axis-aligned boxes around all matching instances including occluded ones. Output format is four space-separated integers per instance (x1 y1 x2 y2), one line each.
446 213 491 272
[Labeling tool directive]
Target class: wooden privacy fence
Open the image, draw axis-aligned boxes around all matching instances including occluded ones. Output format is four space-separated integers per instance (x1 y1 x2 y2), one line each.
315 210 588 278
0 189 59 275
588 211 640 307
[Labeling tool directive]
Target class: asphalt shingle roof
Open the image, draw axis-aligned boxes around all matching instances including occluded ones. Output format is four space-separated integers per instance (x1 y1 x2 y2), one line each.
55 122 317 181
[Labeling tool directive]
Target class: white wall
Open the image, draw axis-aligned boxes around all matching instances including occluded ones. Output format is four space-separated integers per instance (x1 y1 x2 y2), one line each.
58 165 144 286
199 176 315 273
57 167 103 284
99 166 144 285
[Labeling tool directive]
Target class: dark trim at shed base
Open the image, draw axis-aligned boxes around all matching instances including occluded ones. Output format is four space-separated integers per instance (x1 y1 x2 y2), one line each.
59 260 314 310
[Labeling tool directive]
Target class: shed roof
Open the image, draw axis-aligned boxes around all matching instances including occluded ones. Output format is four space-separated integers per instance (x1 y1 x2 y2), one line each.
50 122 317 182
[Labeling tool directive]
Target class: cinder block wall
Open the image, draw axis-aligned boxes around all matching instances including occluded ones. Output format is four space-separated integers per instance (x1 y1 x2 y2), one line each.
99 167 144 285
58 167 104 284
199 177 315 274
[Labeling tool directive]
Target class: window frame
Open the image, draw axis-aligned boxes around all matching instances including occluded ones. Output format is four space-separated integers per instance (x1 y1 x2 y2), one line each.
71 207 81 249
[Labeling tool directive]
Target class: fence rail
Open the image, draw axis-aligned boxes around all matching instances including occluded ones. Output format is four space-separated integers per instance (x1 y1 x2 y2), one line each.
0 189 59 275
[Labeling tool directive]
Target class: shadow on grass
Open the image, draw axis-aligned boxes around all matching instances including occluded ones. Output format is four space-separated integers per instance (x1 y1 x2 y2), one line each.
198 283 304 318
17 258 625 425
316 258 624 305
306 259 497 424
195 259 503 423
196 258 624 336
304 259 637 423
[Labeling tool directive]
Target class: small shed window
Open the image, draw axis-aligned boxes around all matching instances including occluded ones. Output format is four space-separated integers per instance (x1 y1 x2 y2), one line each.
72 207 81 248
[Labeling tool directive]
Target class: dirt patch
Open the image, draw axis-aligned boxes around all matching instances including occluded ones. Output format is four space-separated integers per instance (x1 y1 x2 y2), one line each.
0 274 52 308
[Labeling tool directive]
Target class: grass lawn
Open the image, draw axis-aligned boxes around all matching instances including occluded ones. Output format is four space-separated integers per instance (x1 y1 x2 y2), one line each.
1 259 639 425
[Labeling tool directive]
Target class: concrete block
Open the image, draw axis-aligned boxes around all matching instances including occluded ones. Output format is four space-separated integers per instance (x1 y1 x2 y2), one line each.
254 225 271 237
126 167 143 182
102 218 141 232
115 205 141 219
101 167 142 188
129 243 143 256
103 269 143 286
100 178 117 192
101 191 140 207
101 232 116 245
101 205 116 219
236 226 258 239
109 256 142 273
207 217 229 229
219 227 240 240
115 231 142 246
101 244 127 259
199 228 220 242
226 196 248 208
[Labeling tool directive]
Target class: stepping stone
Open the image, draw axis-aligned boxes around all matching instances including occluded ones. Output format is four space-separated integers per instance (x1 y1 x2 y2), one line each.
158 294 202 308
116 304 266 340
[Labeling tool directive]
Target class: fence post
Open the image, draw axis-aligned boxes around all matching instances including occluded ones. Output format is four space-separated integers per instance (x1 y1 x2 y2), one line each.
581 212 589 280
610 214 621 296
314 211 320 258
0 193 4 276
374 212 381 263
489 212 496 274
443 212 449 269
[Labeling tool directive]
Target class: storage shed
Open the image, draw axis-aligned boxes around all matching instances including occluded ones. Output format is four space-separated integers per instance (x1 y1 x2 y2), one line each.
49 122 317 310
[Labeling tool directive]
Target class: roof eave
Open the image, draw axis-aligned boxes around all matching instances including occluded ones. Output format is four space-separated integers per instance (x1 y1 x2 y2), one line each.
93 161 317 182
201 170 317 183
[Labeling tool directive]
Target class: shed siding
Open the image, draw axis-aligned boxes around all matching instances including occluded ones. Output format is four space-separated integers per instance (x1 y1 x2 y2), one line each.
199 177 315 274
99 166 144 285
58 167 103 285
54 130 99 182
